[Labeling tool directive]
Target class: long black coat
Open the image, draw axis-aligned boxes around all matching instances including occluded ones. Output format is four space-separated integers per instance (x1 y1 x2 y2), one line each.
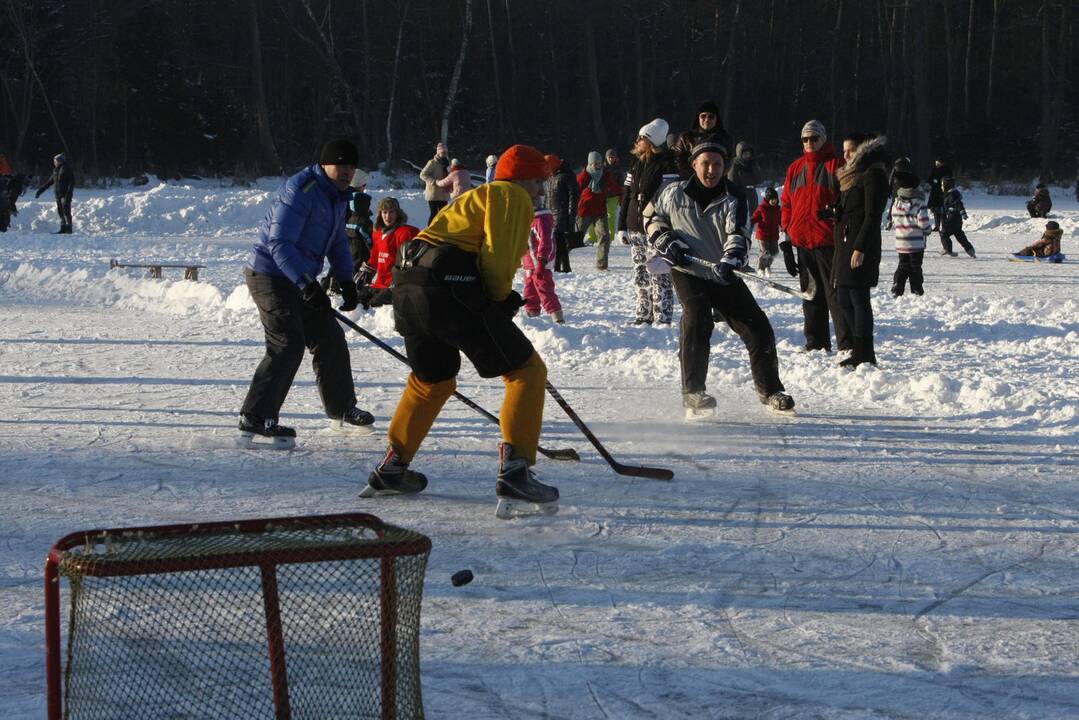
833 139 889 289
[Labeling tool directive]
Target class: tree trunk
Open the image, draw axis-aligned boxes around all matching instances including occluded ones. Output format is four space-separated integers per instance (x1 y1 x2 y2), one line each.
384 1 410 169
249 0 281 175
503 0 518 132
721 0 742 122
911 0 933 178
986 0 1002 118
583 4 607 149
940 0 957 149
1039 0 1062 180
962 0 975 127
485 0 505 139
441 0 473 144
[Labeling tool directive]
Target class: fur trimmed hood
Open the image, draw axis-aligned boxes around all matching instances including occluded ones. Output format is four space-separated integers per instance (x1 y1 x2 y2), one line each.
837 136 889 191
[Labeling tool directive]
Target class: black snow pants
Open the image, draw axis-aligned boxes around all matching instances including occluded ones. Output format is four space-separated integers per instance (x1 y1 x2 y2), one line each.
240 268 357 422
892 251 925 295
670 270 784 399
56 192 73 231
797 245 852 352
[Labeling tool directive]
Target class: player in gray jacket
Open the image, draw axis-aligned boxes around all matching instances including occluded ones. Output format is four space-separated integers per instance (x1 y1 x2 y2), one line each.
644 141 794 420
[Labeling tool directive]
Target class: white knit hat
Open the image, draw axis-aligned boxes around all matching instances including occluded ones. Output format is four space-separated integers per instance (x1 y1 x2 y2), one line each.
349 168 369 188
485 154 498 167
800 119 827 141
638 118 670 147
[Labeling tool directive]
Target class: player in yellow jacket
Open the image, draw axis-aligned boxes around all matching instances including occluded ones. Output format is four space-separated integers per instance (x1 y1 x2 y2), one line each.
360 145 559 518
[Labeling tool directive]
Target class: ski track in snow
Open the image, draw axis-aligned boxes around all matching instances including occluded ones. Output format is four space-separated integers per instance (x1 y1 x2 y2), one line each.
1 179 1077 718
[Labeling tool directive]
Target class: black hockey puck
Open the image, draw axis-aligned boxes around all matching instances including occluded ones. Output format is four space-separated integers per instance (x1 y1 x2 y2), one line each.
451 569 473 587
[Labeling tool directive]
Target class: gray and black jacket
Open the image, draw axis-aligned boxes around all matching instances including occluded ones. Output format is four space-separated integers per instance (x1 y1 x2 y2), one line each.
643 177 750 281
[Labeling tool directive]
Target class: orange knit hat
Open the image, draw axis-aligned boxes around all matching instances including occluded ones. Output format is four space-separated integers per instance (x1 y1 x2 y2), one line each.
493 144 551 181
543 154 562 176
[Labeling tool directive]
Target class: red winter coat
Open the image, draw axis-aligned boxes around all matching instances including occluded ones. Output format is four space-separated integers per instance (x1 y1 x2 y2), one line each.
751 201 781 242
367 224 419 288
780 143 842 249
576 169 621 217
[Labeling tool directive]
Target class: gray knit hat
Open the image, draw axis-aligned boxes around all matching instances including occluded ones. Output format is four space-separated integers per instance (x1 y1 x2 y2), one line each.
800 119 826 141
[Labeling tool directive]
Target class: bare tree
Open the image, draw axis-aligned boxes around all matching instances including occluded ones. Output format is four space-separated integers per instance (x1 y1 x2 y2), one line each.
441 0 473 145
384 1 411 169
249 0 281 175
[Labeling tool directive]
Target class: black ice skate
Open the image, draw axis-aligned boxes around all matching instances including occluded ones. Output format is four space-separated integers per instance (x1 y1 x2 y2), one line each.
237 414 296 450
360 448 428 498
682 391 717 421
761 391 795 413
495 442 559 519
329 405 376 436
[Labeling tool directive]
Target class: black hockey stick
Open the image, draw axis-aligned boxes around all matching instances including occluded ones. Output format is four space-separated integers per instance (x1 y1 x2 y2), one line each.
332 310 580 462
545 381 674 481
684 254 818 301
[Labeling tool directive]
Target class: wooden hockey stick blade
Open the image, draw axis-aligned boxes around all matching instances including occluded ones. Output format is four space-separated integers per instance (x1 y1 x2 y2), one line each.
545 382 673 480
333 310 579 462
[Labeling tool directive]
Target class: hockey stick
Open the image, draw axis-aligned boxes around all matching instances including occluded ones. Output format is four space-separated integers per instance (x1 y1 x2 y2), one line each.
545 381 674 481
332 310 580 462
684 254 818 301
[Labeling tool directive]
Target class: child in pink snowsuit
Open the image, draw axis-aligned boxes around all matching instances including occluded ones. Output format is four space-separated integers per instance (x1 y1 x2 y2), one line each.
522 207 564 322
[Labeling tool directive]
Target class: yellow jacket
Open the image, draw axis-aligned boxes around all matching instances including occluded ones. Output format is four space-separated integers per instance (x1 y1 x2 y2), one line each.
416 181 533 301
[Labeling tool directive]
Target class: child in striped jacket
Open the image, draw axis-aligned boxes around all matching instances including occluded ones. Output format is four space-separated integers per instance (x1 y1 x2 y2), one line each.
888 171 933 296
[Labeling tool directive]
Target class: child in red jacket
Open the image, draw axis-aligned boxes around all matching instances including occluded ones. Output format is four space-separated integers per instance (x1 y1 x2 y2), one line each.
751 187 782 273
355 196 419 307
522 205 563 322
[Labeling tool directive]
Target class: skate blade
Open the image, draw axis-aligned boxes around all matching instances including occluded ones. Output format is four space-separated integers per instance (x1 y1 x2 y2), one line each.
236 432 296 450
358 483 400 498
328 420 376 436
495 498 559 519
683 407 716 422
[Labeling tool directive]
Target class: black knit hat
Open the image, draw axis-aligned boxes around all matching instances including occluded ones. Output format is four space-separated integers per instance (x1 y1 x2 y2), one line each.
319 139 359 166
697 100 720 116
1047 221 1060 230
689 141 728 161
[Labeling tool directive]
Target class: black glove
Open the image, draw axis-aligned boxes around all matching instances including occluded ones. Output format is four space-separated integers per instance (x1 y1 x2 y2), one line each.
780 240 799 277
356 285 375 309
652 230 690 267
35 188 44 199
494 290 525 318
354 262 375 287
301 279 331 312
338 280 360 311
712 261 736 285
368 288 393 307
817 204 840 220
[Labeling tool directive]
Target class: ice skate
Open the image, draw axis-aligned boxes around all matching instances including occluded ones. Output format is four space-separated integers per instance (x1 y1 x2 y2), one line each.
237 415 296 450
360 448 428 498
329 405 376 436
964 247 976 259
682 391 717 421
494 442 559 519
761 391 795 413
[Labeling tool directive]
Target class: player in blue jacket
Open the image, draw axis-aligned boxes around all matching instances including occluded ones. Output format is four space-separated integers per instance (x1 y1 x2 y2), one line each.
239 139 375 448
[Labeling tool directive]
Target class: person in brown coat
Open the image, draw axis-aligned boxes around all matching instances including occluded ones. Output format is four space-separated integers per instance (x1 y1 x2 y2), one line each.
1014 221 1063 258
1026 184 1052 218
830 133 889 368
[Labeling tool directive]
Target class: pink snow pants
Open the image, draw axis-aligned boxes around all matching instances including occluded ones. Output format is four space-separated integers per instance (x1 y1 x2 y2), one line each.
521 255 562 314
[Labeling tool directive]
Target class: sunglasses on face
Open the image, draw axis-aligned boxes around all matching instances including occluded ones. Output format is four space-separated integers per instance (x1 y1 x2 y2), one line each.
699 113 717 119
801 136 820 143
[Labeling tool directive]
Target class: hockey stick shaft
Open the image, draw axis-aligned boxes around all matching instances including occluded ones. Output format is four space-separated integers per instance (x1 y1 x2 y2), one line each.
684 254 817 301
333 310 580 462
545 381 674 481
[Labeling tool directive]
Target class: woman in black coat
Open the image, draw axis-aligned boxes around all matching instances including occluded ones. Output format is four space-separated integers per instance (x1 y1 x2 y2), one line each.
832 133 889 367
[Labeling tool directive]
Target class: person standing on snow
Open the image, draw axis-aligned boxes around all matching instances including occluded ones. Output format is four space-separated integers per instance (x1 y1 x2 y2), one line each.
829 132 890 368
939 177 975 258
618 118 679 325
436 158 473 201
359 145 560 519
927 156 951 231
322 168 373 295
644 141 794 419
751 187 782 272
545 154 579 273
522 201 563 322
238 139 375 448
603 148 624 238
420 141 451 224
779 120 852 353
727 141 761 236
1026 183 1052 218
35 153 75 234
353 196 419 309
576 151 620 270
671 101 733 179
888 169 933 297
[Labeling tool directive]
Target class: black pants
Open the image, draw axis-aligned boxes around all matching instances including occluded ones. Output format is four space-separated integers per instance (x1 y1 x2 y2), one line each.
836 286 875 361
941 226 973 255
670 271 784 399
553 231 572 272
393 245 535 382
56 193 73 230
427 200 447 225
892 251 924 295
797 245 852 351
240 268 356 421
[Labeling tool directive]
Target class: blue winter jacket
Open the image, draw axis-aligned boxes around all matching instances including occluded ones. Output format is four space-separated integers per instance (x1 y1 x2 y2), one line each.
247 164 353 287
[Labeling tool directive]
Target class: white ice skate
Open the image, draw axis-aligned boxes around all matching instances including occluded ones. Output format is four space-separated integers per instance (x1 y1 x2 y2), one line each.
494 443 559 519
329 406 376 436
237 415 296 450
682 391 717 422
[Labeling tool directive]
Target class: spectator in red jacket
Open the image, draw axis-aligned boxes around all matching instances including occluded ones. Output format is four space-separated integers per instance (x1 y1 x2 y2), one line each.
751 187 782 273
779 120 852 352
576 151 621 270
354 196 419 308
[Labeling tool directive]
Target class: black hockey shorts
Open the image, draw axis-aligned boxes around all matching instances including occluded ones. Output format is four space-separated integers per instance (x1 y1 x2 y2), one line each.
391 243 535 382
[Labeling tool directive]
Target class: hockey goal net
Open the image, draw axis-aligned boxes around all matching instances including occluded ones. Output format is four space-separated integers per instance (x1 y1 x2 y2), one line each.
45 512 431 720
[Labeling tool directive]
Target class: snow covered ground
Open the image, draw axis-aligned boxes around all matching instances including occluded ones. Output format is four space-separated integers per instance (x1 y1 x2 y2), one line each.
1 178 1076 718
